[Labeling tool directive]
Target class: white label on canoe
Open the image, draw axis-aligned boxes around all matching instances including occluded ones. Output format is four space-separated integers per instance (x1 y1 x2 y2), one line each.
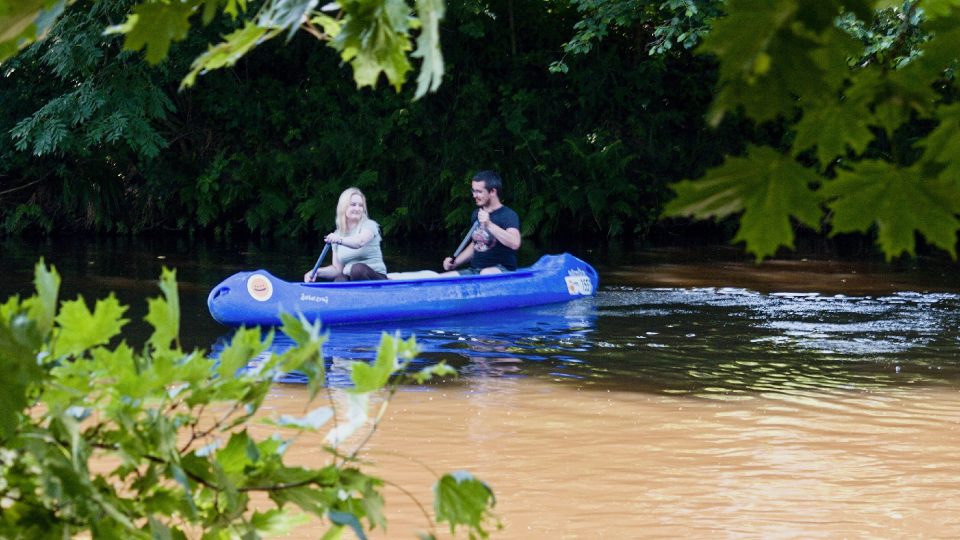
565 269 593 295
247 274 274 302
300 293 329 304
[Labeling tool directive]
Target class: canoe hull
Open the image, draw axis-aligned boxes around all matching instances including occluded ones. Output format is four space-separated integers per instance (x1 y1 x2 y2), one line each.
207 253 599 327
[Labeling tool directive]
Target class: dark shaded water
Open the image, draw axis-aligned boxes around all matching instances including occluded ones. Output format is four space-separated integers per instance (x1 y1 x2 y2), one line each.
3 235 960 393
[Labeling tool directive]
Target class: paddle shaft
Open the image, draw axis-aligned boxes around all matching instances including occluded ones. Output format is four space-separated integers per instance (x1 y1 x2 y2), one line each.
309 242 331 280
452 221 479 260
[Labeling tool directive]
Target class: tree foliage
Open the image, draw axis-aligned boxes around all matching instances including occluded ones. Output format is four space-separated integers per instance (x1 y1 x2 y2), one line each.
1 0 445 98
0 260 496 538
1 0 724 243
663 0 960 260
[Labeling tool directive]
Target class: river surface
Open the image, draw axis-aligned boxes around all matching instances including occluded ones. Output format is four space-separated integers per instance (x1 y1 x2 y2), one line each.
2 236 960 538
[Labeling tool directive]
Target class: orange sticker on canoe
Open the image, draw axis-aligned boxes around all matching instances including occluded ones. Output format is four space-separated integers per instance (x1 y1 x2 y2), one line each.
247 274 273 302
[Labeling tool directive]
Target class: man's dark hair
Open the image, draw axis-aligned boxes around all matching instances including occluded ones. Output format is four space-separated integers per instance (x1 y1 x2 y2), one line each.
472 170 504 198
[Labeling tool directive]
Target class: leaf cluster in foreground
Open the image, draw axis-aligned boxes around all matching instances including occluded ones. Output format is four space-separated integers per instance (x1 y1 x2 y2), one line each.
0 259 496 539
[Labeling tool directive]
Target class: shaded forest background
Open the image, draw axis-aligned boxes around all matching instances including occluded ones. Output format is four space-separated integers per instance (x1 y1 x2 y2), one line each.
2 0 948 260
0 0 744 245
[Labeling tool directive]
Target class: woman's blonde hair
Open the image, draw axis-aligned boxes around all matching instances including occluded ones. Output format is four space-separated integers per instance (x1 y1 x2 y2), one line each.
335 187 369 233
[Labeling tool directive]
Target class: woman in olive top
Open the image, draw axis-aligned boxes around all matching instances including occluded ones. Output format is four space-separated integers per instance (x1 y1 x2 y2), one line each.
303 187 387 282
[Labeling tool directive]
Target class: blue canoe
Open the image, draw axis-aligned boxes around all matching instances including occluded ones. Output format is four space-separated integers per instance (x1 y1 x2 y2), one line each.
207 253 599 327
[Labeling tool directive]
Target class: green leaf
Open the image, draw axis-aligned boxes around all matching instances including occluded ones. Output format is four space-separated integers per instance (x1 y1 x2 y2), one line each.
698 0 796 123
351 332 408 393
664 146 823 259
217 431 257 476
919 103 960 165
410 361 456 384
217 326 270 379
410 0 444 100
0 0 64 63
23 258 60 337
822 161 960 259
921 0 960 18
53 293 129 358
434 471 496 536
181 21 275 89
106 1 197 64
792 97 874 166
278 313 326 400
252 509 311 536
334 0 413 91
145 267 180 352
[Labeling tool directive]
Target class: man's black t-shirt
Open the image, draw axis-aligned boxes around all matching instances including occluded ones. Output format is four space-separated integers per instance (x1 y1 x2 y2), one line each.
470 206 520 270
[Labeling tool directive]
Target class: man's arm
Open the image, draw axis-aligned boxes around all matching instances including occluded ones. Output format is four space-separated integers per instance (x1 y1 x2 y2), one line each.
443 243 474 270
483 221 521 250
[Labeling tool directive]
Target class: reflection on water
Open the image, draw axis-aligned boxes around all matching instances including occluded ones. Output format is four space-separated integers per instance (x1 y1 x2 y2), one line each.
228 285 960 399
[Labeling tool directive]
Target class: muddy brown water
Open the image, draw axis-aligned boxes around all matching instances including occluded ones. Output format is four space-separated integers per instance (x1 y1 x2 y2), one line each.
2 238 960 537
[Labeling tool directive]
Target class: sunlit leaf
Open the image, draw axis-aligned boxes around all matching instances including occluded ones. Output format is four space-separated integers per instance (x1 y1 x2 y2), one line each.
664 146 823 259
24 258 60 337
410 361 455 384
252 509 311 536
53 293 128 358
0 0 65 63
180 21 275 89
822 160 960 259
279 313 326 399
351 332 404 393
217 326 270 378
145 267 180 351
257 0 318 41
105 1 197 64
217 430 257 477
410 0 444 100
334 0 413 90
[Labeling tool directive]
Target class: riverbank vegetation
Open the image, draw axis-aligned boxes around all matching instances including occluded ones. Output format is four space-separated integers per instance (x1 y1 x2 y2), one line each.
0 260 496 538
2 1 959 261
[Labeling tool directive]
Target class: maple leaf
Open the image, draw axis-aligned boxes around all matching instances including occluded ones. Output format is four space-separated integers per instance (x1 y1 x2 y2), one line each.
410 0 444 100
664 146 823 260
106 1 197 64
334 0 413 90
181 22 273 89
146 267 181 352
53 293 129 358
793 97 874 166
822 160 960 259
919 103 960 167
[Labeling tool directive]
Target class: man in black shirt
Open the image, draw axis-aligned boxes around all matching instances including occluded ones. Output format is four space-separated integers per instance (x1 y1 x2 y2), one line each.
442 170 522 274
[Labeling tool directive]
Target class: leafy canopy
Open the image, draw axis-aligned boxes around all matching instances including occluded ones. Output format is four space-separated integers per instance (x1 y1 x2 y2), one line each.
663 0 960 260
0 260 496 539
2 0 445 99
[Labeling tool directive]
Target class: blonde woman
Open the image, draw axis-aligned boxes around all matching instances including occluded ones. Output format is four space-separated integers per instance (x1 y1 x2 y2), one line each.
303 187 388 282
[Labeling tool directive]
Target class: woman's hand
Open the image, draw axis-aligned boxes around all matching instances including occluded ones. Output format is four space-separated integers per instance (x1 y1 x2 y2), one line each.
304 270 316 282
324 233 342 245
